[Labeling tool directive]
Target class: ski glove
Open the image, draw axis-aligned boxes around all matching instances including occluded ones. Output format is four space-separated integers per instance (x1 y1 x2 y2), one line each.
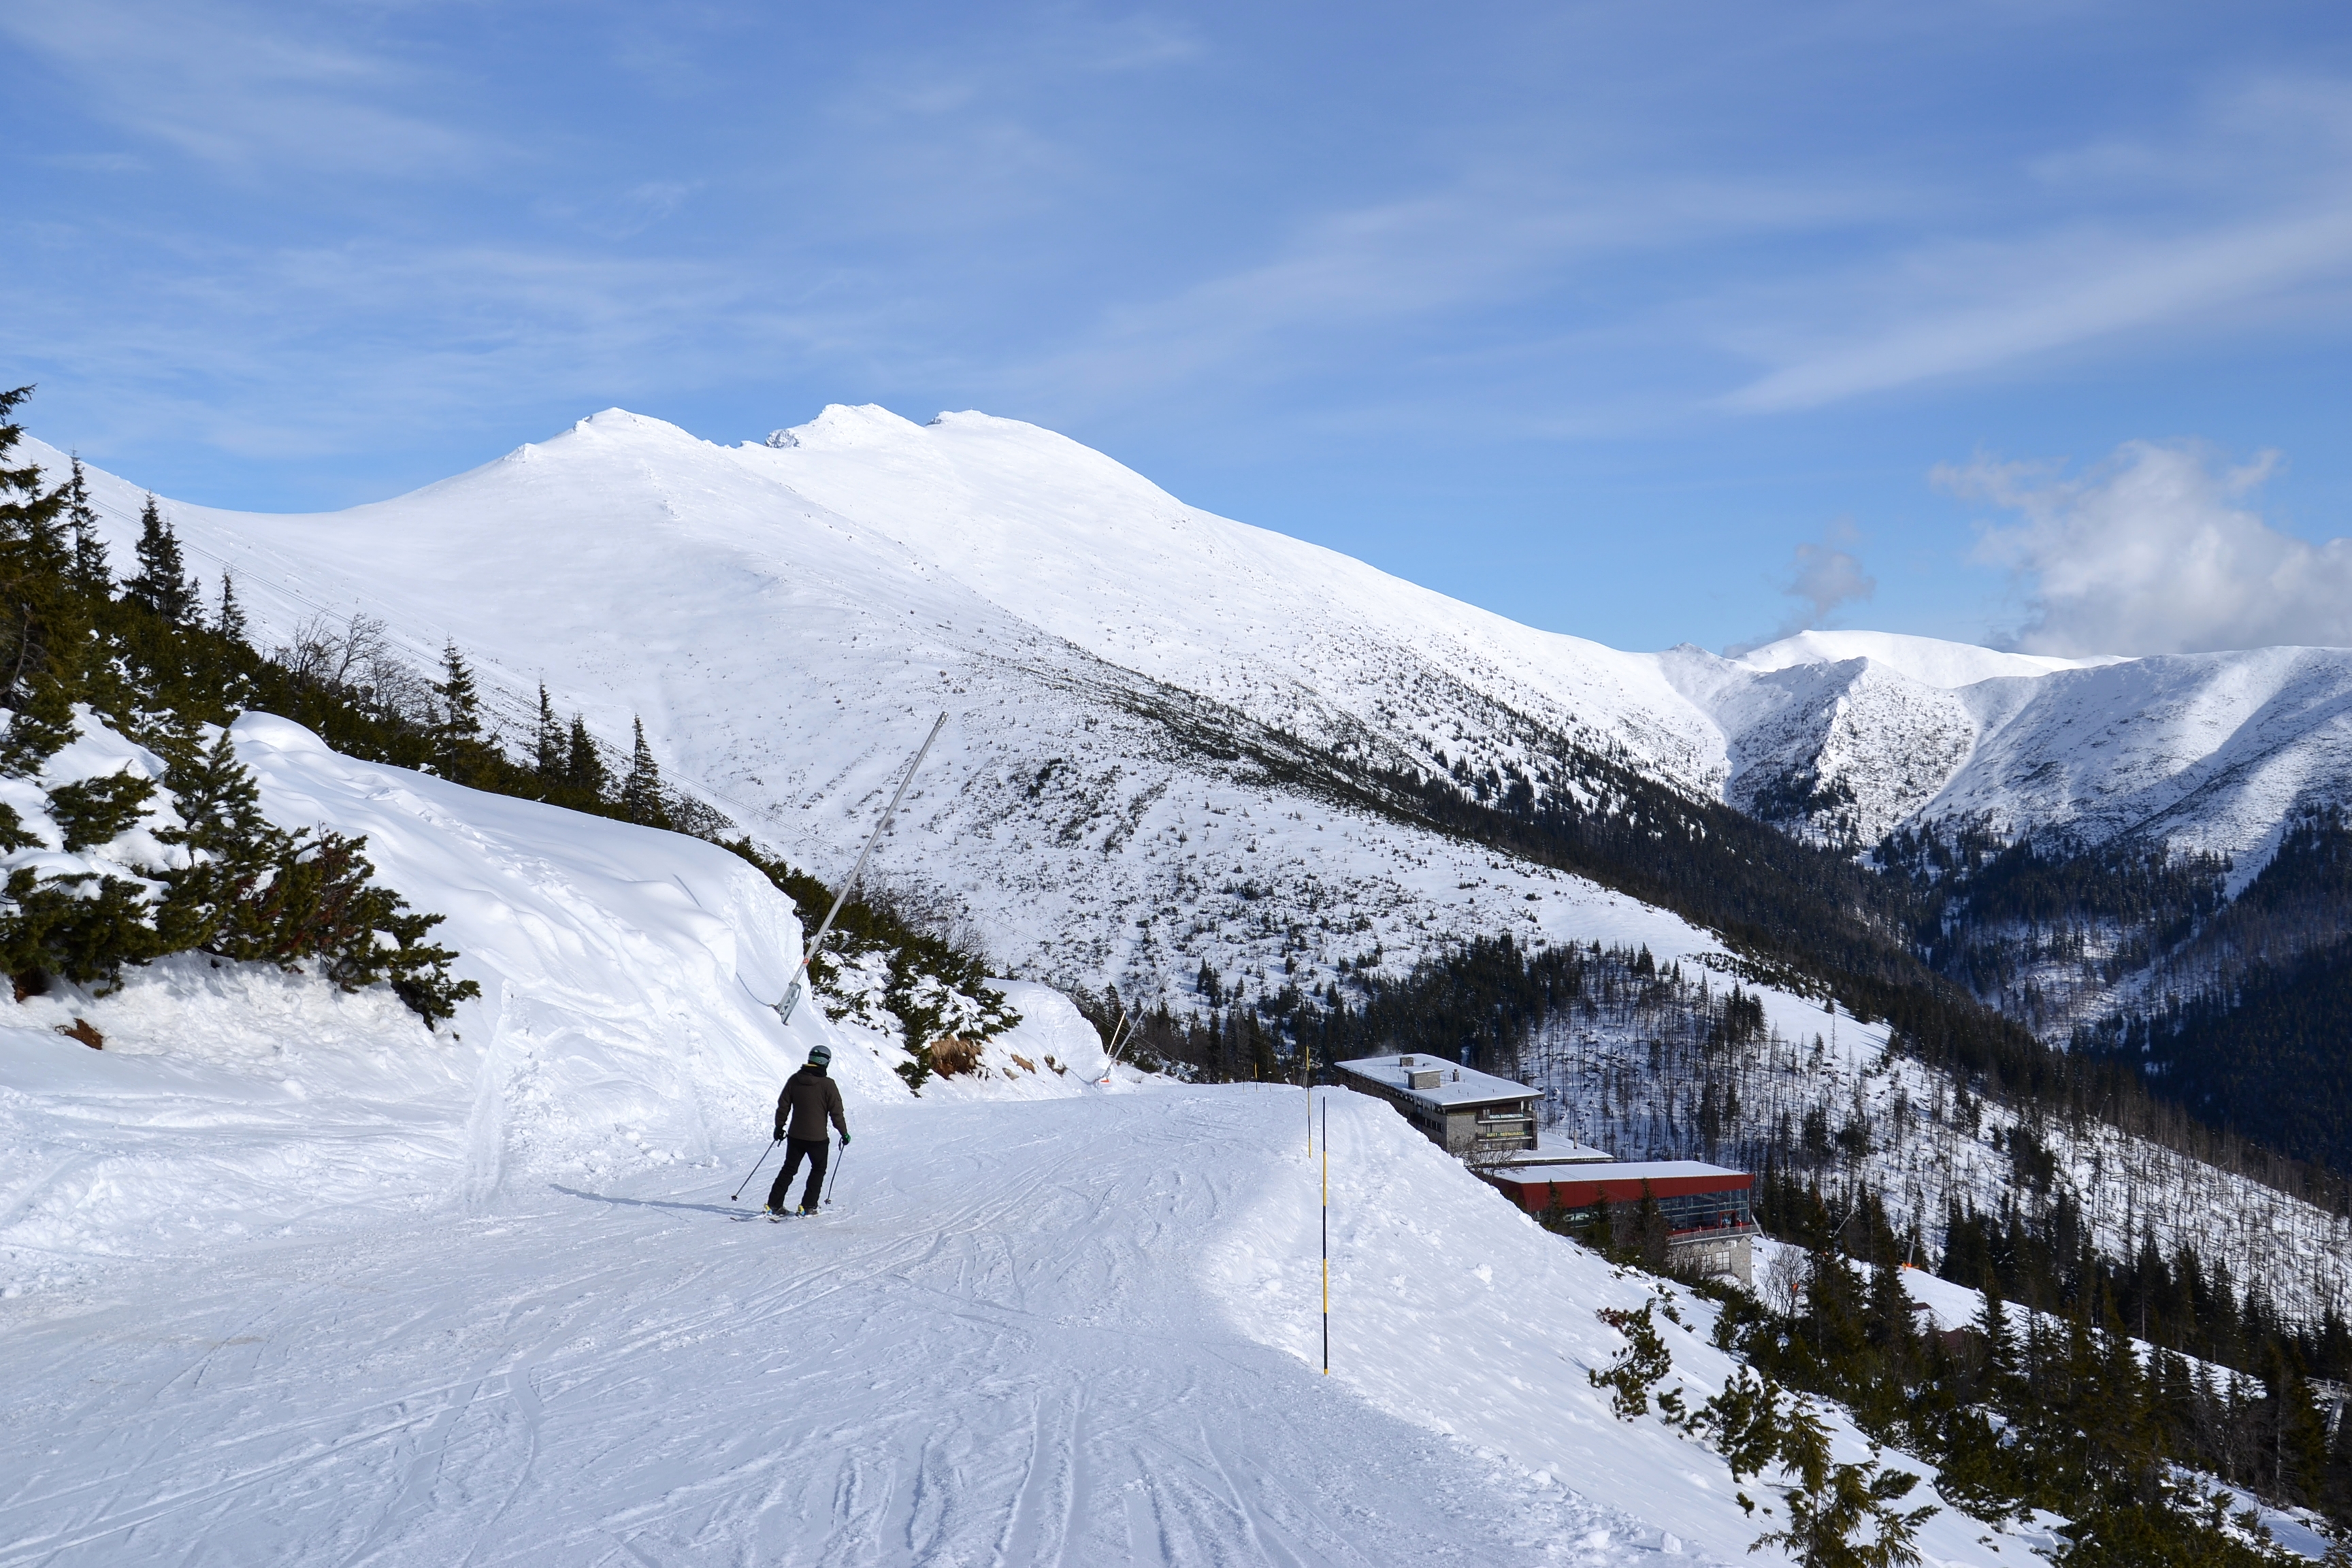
841 1132 852 1145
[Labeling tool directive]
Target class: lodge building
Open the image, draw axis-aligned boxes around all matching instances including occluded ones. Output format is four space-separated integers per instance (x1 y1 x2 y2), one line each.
1334 1052 1757 1286
1331 1054 1540 1156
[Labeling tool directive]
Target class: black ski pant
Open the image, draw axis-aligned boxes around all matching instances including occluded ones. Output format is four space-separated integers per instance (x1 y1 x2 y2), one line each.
768 1137 829 1211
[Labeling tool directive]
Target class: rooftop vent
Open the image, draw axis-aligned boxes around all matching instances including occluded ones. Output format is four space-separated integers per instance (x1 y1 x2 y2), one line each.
1407 1067 1443 1090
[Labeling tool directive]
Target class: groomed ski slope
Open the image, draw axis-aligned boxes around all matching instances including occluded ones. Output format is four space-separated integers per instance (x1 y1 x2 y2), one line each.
0 719 2036 1565
1 1088 2046 1567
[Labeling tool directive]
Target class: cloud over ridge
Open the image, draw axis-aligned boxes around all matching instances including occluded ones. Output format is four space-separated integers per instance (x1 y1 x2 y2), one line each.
1950 440 2352 657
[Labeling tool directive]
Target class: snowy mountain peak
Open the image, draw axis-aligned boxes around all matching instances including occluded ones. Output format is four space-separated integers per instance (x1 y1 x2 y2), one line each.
24 404 2352 1000
1729 628 2119 688
566 406 707 444
772 401 932 452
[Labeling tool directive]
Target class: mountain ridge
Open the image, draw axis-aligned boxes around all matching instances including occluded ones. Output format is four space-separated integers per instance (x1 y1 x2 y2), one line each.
27 406 2352 1023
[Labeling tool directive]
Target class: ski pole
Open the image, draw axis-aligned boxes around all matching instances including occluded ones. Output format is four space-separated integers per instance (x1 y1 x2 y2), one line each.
730 1138 780 1203
825 1137 846 1205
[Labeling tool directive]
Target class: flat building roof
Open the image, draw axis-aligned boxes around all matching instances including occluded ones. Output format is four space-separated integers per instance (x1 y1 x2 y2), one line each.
1333 1054 1536 1109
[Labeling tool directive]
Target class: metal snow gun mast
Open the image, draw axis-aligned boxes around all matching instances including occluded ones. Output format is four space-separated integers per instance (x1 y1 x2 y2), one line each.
772 712 948 1027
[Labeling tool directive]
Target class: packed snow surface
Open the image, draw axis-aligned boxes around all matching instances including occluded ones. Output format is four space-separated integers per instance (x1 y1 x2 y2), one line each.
29 408 2352 1005
4 1084 2050 1566
0 722 2051 1564
3 408 2345 1561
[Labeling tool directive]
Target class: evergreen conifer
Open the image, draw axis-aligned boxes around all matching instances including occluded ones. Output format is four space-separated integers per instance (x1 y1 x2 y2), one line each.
2266 1348 2332 1506
0 387 65 561
126 495 195 622
564 714 606 797
0 389 84 772
48 771 159 850
152 725 284 951
619 716 662 823
215 570 246 642
1977 1290 2019 1399
429 642 487 781
533 683 562 785
65 455 108 593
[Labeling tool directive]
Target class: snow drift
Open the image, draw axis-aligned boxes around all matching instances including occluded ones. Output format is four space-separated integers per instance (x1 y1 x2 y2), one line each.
0 713 1109 1297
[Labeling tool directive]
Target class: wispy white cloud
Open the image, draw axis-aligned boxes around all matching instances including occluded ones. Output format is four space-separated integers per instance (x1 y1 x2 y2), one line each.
3 0 486 178
1 231 855 463
1011 170 1884 408
1948 440 2352 656
1719 74 2352 412
1722 206 2352 412
1725 521 1876 655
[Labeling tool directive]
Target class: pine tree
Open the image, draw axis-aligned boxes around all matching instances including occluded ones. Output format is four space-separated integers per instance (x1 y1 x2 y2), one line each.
1627 1179 1671 1271
0 388 65 561
215 570 246 642
0 389 84 772
619 716 662 823
2325 1369 2352 1514
1866 1251 1916 1358
564 714 606 797
1977 1289 2019 1402
2266 1346 2332 1507
65 455 108 594
429 642 485 780
153 725 287 953
126 495 195 622
533 683 562 785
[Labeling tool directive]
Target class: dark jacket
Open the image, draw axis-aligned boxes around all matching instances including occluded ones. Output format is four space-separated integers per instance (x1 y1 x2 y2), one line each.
776 1066 847 1143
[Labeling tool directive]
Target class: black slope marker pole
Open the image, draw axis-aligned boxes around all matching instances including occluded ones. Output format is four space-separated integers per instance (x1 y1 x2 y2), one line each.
731 1139 779 1203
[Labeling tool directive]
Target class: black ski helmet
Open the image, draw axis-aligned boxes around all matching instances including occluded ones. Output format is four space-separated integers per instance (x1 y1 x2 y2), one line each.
806 1044 832 1068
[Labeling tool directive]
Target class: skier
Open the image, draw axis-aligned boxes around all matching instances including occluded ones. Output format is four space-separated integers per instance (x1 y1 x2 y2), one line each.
766 1044 849 1215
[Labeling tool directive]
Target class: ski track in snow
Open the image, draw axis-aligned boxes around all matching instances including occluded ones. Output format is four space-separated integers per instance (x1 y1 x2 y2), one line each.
0 1090 2041 1568
5 408 2346 1562
0 715 2051 1565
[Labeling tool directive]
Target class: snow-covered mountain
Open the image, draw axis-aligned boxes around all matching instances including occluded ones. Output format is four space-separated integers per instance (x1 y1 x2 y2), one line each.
29 408 2352 1007
12 412 2352 1564
1671 629 2352 862
0 716 2040 1566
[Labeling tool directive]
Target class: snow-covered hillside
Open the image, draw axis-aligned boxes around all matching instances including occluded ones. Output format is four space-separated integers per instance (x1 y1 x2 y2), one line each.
29 410 2352 1013
1669 630 2352 858
0 713 1111 1300
9 412 2349 1559
0 726 2044 1565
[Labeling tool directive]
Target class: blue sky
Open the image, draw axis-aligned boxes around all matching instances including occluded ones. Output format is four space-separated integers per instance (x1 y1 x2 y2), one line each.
7 1 2352 655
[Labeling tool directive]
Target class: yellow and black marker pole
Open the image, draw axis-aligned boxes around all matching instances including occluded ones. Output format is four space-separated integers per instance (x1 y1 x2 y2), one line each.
1321 1095 1330 1375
